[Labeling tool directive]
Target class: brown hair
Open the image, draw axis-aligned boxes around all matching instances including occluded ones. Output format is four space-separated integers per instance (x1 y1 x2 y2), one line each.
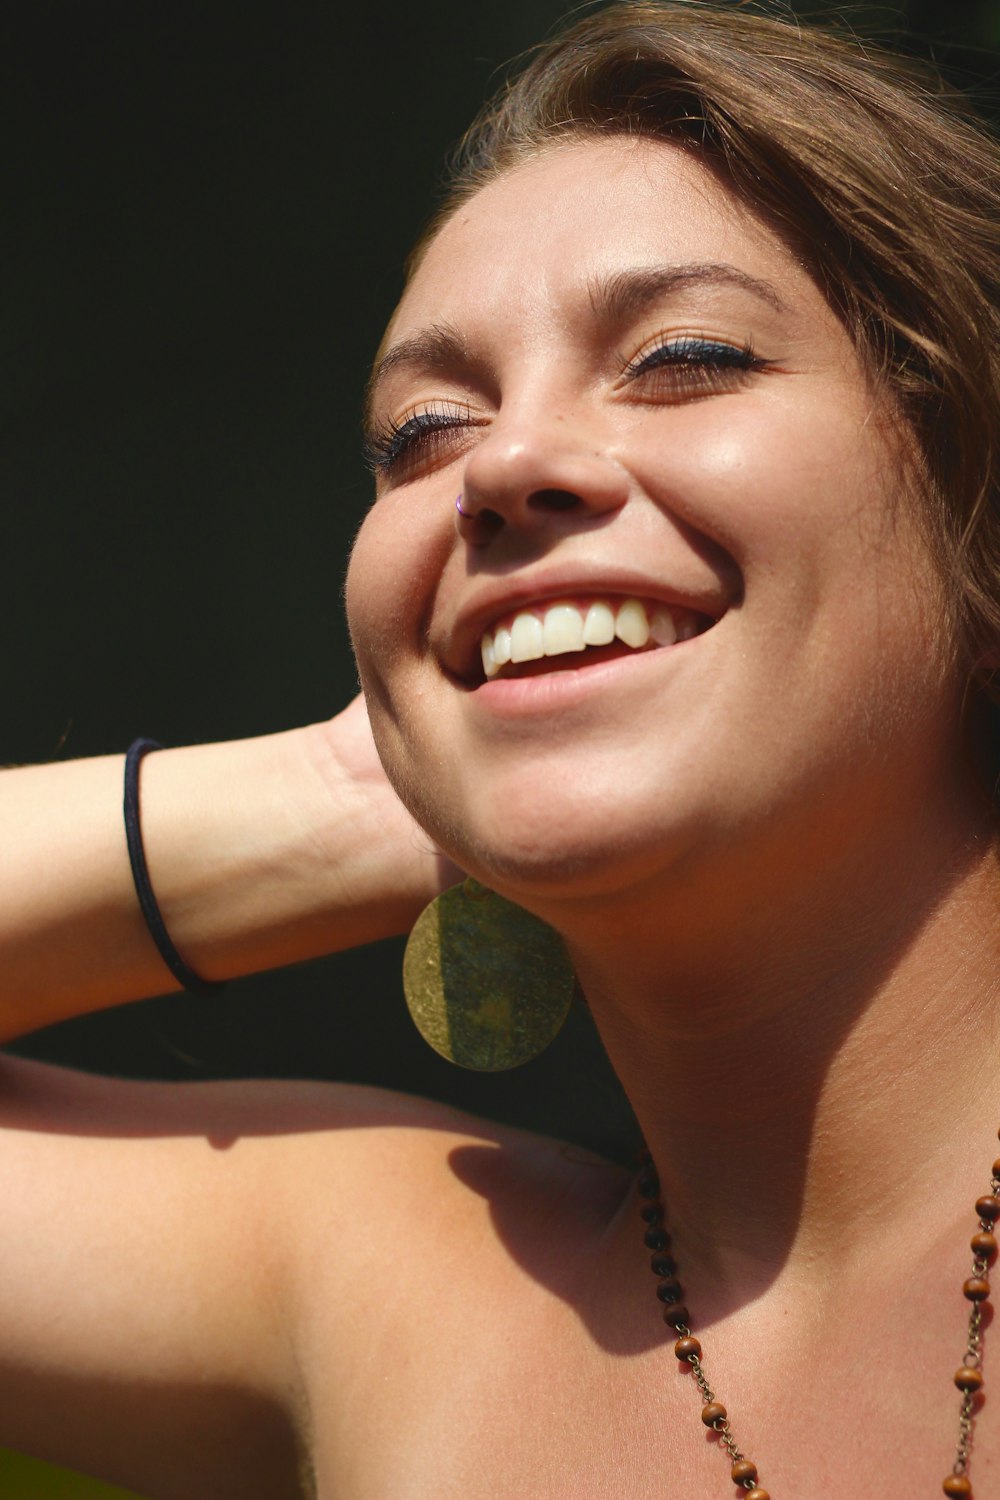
414 1 1000 719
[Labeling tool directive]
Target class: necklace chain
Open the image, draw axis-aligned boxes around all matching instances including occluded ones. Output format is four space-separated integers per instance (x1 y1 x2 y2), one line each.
637 1136 1000 1499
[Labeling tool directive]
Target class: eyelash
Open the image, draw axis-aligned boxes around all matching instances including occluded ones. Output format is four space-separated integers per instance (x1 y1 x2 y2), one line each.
364 338 768 477
362 400 477 477
623 335 768 388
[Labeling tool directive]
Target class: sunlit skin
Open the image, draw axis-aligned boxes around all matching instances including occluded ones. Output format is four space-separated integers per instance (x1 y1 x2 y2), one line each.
349 135 980 962
351 138 962 914
2 135 1000 1500
344 139 1000 1493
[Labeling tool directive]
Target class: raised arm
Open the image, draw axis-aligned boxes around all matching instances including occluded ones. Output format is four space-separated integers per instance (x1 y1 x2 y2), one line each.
0 695 454 1038
0 696 460 1498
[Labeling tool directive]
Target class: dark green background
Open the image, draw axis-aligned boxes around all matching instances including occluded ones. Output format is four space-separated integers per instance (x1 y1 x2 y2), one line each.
1 1 998 1492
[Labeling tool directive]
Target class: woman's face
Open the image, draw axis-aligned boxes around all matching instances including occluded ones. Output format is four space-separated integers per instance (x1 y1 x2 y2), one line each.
347 137 961 906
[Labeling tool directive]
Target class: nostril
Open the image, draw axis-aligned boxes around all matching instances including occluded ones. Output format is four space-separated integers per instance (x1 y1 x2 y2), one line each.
528 489 582 512
456 504 505 545
476 507 505 534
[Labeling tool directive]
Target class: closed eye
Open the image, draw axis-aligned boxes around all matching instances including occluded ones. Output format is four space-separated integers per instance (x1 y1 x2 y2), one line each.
363 400 483 478
363 337 768 479
622 335 770 395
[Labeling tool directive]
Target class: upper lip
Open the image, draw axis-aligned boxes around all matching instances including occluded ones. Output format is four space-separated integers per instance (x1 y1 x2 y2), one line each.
438 564 731 684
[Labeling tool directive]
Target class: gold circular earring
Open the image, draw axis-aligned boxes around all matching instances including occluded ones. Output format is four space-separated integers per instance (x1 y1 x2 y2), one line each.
402 879 576 1071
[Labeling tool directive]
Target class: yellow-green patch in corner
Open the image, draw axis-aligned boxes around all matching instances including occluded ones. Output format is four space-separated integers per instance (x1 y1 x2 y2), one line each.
0 1448 149 1500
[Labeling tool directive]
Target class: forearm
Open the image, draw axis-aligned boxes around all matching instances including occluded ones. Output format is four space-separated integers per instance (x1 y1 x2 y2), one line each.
0 717 441 1041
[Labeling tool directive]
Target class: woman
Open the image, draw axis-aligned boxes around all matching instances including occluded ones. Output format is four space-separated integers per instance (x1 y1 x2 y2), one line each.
2 3 1000 1497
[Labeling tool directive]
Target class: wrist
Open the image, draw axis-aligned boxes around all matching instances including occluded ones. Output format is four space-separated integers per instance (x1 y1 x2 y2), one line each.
293 710 457 938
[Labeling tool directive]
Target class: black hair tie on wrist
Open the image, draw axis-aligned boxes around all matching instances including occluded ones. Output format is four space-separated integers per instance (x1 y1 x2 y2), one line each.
124 738 227 997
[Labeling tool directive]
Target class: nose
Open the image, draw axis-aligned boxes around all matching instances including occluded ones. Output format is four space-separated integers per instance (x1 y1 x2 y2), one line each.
456 406 629 546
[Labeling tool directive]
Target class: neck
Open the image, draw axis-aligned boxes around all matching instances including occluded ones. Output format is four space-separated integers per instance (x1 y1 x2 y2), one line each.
559 803 1000 1304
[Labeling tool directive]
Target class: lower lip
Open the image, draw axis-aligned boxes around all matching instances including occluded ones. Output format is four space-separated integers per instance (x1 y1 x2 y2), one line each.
466 639 697 717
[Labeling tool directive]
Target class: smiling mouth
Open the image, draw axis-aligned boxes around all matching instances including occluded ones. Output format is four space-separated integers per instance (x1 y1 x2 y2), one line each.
477 596 715 683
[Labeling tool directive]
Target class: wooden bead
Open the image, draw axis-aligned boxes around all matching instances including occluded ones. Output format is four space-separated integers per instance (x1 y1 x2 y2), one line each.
964 1277 991 1302
942 1476 972 1497
972 1231 997 1259
992 1157 1000 1179
650 1251 676 1277
644 1226 670 1251
745 1490 771 1500
674 1335 701 1360
975 1196 1000 1222
640 1201 664 1224
955 1366 984 1393
655 1278 683 1304
662 1303 690 1328
731 1459 758 1483
701 1401 727 1426
637 1168 660 1198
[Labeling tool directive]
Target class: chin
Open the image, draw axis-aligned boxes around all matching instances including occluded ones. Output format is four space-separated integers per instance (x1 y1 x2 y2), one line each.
435 780 694 904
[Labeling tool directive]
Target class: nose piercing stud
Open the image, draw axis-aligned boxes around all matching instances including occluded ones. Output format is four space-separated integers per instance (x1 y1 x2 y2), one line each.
455 494 473 518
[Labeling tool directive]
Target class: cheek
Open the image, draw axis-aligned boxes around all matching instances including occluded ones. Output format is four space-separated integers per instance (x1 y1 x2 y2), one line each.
347 505 421 666
630 392 882 564
632 391 929 676
637 393 949 695
344 530 384 679
345 497 456 722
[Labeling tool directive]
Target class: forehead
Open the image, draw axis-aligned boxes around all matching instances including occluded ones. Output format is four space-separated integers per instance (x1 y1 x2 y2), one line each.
387 137 824 350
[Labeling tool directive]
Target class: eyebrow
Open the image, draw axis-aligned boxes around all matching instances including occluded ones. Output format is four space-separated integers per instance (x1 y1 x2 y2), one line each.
364 261 788 425
588 261 788 322
364 322 469 430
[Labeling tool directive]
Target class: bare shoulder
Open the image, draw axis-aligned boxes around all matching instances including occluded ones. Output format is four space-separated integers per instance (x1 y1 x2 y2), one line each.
0 1047 630 1291
269 1074 632 1245
264 1084 635 1497
0 1047 626 1218
0 1051 628 1499
263 1076 634 1367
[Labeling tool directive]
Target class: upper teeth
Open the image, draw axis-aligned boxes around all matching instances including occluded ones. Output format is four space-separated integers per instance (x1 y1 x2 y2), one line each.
480 597 698 679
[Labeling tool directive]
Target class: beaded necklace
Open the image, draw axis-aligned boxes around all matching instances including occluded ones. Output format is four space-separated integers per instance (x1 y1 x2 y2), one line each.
636 1136 1000 1499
